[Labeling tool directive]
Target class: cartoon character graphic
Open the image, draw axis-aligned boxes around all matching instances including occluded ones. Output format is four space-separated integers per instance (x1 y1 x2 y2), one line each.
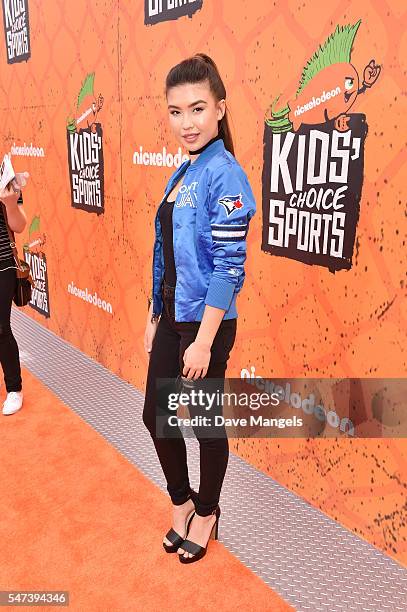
23 215 46 255
66 73 104 134
266 20 381 133
218 194 244 217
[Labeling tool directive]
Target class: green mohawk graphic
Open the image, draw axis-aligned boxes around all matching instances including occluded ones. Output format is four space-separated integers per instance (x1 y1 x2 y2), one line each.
265 96 292 133
266 20 362 132
296 20 361 96
66 115 76 133
77 73 95 110
29 216 40 238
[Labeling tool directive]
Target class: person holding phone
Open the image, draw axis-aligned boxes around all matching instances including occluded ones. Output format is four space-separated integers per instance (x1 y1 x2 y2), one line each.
142 54 256 564
0 172 29 415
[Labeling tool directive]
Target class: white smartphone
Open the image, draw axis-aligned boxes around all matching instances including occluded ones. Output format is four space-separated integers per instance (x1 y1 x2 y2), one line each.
0 153 15 190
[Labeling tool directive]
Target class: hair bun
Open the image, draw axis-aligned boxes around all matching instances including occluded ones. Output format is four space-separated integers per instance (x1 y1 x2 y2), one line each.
194 53 216 68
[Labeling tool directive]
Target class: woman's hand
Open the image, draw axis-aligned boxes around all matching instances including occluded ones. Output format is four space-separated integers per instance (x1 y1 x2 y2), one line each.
0 184 20 208
182 340 211 380
0 171 29 207
144 318 158 356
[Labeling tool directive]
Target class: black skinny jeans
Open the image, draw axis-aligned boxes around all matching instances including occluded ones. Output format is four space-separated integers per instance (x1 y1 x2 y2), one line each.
142 284 237 516
0 268 22 393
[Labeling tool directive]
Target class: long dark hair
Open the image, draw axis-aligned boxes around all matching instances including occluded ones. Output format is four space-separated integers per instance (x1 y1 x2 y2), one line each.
165 53 235 156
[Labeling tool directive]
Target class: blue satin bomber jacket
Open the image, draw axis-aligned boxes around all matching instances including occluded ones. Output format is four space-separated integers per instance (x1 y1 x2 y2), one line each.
152 138 256 322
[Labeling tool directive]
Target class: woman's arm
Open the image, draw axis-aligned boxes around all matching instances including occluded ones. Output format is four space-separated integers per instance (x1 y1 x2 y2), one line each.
183 160 256 380
182 305 225 379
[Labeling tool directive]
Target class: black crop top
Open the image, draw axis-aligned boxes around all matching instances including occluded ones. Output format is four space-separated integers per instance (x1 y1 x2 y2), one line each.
0 192 24 272
159 195 177 287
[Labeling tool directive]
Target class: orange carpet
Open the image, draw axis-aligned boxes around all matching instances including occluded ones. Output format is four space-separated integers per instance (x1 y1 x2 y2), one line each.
0 368 293 611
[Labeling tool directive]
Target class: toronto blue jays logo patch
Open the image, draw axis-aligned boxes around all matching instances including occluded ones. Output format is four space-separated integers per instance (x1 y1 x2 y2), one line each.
218 194 244 217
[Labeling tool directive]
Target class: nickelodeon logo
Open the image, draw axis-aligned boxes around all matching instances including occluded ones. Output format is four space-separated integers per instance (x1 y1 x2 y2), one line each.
11 142 45 157
240 366 355 435
293 86 341 117
67 282 113 314
132 145 189 168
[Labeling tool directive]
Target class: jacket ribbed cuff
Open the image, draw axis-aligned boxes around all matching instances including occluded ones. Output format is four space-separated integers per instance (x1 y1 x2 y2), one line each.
204 276 235 311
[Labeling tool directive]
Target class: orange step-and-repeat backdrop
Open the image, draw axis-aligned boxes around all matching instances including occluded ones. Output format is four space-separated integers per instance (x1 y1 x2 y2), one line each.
1 1 406 564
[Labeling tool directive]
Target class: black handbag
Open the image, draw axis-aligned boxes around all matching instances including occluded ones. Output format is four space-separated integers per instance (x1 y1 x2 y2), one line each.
1 202 33 307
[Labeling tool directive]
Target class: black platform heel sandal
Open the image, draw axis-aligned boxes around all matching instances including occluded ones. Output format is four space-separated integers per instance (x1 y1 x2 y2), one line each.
162 489 197 554
178 505 221 564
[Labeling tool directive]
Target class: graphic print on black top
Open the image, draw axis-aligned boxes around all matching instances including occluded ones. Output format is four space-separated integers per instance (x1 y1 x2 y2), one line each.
159 197 177 287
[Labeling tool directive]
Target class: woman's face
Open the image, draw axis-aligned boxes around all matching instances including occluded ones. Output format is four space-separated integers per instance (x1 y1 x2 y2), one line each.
167 80 225 152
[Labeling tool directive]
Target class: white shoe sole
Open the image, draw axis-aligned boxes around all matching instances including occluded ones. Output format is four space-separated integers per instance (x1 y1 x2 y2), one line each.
2 404 23 416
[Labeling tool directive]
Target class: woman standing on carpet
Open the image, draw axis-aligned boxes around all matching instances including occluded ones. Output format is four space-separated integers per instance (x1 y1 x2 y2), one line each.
0 175 28 416
142 54 256 564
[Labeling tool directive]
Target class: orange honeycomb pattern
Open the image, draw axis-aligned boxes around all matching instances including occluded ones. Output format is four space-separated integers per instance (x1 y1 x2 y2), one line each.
0 0 406 564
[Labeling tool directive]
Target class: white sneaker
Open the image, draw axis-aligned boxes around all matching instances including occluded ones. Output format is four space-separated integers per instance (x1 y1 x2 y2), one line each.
2 391 23 415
